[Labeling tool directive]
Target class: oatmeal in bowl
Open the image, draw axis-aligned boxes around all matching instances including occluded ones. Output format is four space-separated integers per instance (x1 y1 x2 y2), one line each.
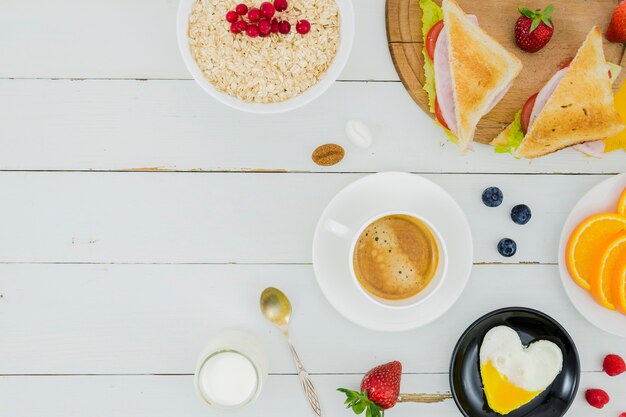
177 0 354 113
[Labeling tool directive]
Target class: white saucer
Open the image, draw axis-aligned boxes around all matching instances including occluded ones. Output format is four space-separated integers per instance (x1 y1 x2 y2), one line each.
558 173 626 337
312 172 473 332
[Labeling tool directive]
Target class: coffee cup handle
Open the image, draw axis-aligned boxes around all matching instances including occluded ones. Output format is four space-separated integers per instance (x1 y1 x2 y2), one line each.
324 219 351 238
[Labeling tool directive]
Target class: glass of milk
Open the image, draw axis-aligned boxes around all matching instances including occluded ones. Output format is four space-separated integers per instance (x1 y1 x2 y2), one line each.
194 330 268 410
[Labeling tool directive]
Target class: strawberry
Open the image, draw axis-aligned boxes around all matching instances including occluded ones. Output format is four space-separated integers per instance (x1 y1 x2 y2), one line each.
606 1 626 43
338 361 402 417
603 354 626 376
515 5 555 53
586 389 610 409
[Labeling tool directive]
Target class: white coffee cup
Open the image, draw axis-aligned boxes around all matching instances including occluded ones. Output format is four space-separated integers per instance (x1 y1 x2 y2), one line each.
325 211 448 309
194 330 268 410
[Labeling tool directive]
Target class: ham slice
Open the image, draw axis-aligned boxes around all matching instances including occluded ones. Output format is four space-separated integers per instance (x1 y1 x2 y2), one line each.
528 67 568 130
434 21 457 133
573 141 606 158
434 15 511 138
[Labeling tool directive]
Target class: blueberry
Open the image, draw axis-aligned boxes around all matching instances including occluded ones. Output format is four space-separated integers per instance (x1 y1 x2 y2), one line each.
511 204 532 225
497 238 517 257
482 187 503 207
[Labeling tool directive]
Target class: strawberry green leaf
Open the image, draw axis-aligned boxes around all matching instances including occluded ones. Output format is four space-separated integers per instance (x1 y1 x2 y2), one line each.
518 7 534 18
530 18 540 32
541 16 553 28
543 4 554 17
352 400 367 414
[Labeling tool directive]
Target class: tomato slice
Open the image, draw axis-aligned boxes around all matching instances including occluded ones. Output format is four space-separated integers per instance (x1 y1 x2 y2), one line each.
520 93 538 135
426 20 444 61
435 97 450 130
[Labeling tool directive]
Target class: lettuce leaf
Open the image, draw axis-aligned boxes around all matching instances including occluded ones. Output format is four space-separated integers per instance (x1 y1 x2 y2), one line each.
419 0 442 113
494 110 524 156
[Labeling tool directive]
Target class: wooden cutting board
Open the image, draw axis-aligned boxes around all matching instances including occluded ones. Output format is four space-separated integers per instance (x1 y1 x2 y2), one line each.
386 0 626 143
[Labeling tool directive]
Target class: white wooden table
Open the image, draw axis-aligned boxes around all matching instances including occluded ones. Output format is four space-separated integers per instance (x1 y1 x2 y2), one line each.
0 1 625 416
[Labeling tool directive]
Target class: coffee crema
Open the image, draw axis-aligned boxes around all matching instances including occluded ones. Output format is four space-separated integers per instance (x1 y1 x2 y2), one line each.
352 214 439 300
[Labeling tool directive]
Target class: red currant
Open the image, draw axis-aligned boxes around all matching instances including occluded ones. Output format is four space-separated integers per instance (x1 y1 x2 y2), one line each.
270 21 279 33
259 31 270 37
248 7 261 22
273 0 288 12
258 19 271 34
235 20 248 32
260 2 275 19
278 20 291 34
295 19 310 34
230 22 242 33
246 24 260 37
235 3 248 15
226 10 239 23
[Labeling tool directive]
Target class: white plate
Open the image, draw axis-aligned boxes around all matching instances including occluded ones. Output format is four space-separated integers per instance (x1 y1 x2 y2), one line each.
558 173 626 337
312 172 473 332
176 0 354 114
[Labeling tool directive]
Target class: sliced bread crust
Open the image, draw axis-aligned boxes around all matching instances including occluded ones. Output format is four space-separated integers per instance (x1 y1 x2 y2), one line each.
443 0 523 153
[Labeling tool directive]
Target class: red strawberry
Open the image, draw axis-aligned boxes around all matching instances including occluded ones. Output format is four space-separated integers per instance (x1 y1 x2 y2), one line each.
586 389 610 409
603 354 626 376
606 1 626 43
515 5 555 53
338 361 402 417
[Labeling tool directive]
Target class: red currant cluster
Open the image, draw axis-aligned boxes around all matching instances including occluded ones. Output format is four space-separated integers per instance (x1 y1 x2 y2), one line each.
225 0 310 38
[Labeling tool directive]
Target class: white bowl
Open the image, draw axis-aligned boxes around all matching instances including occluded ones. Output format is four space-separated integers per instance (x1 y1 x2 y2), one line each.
176 0 354 114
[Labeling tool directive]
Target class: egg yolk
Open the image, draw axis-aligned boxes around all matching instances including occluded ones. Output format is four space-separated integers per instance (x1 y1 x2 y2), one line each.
480 360 542 415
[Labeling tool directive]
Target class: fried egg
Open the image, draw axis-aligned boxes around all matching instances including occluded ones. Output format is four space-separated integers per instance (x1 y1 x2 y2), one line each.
479 326 563 415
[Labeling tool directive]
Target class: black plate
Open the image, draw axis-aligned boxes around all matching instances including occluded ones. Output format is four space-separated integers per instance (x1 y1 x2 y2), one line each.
449 307 580 417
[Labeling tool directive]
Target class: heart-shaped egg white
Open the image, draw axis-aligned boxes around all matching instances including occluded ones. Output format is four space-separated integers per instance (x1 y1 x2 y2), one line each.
480 326 563 391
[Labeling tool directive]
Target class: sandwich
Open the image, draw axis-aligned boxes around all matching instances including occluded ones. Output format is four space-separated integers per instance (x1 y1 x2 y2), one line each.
491 27 624 159
420 0 523 153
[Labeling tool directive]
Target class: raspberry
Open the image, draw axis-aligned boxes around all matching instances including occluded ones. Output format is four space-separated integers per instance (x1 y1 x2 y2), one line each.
248 8 261 22
226 10 239 23
278 20 291 34
258 19 271 35
273 0 288 12
246 24 260 37
260 2 275 19
586 389 610 409
603 354 626 376
230 22 242 34
296 19 310 34
235 3 248 15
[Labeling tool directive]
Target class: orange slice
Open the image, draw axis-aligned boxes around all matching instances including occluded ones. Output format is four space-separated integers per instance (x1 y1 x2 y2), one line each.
618 188 626 216
592 233 626 310
613 258 626 315
566 213 626 290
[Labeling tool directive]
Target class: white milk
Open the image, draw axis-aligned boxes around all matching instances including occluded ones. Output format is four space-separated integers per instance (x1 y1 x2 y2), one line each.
197 351 258 407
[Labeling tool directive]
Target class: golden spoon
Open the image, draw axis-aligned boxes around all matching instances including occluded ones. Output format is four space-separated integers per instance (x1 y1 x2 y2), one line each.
260 287 322 417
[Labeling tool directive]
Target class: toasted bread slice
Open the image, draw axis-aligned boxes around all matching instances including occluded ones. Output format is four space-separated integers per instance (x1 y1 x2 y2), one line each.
515 27 625 159
443 0 522 152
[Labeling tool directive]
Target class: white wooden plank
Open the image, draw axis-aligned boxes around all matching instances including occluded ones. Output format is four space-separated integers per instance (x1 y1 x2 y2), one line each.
0 373 619 417
0 0 396 81
0 172 608 264
1 80 624 174
0 263 624 374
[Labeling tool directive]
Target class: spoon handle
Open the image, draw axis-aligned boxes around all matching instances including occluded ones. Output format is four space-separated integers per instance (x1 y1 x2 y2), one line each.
286 338 323 417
